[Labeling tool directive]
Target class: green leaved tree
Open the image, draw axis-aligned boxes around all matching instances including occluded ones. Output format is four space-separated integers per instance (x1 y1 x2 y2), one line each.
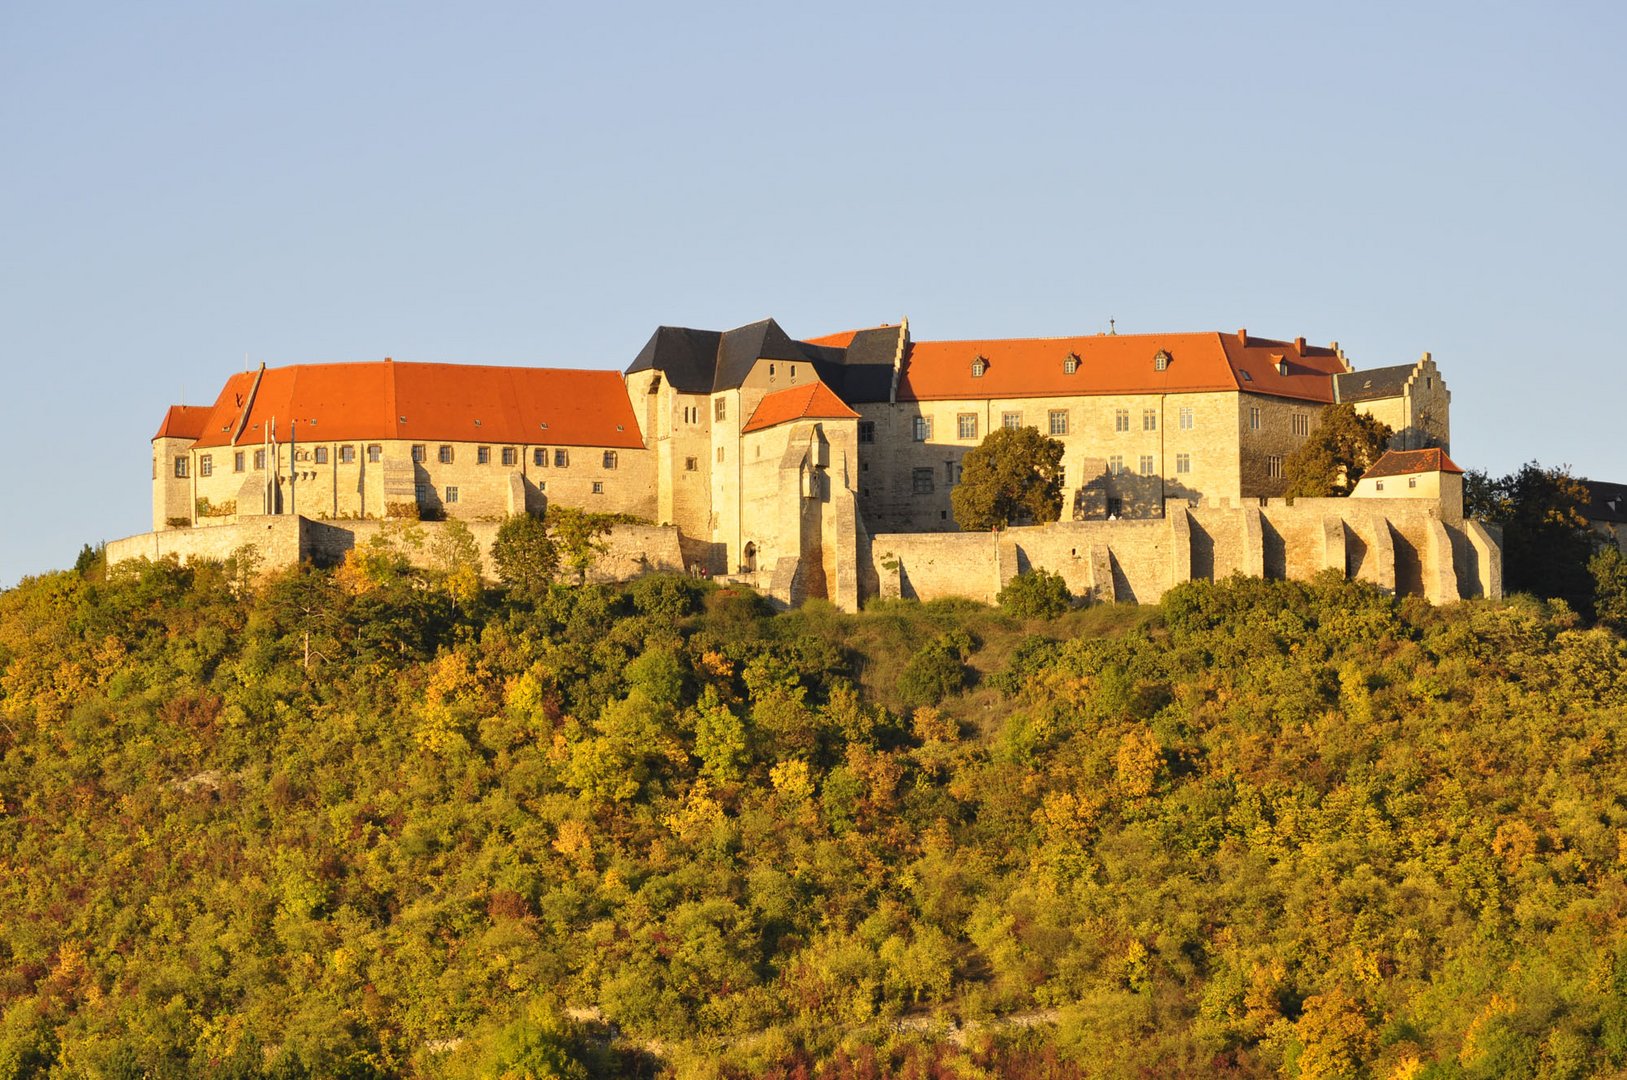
1283 403 1393 497
950 426 1064 531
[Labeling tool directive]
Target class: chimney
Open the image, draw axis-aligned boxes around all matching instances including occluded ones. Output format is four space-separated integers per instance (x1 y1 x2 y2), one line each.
1237 328 1247 345
1294 336 1306 353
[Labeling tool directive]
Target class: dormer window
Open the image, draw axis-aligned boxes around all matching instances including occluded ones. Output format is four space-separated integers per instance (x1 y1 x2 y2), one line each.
1154 350 1171 372
1063 353 1079 374
971 356 987 378
1272 354 1288 376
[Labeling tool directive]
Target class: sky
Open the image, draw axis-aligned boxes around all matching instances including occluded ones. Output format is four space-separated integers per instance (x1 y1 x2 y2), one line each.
1 0 1623 586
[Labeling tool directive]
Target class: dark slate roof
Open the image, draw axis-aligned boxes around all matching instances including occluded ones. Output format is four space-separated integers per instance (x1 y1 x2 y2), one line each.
626 326 723 394
1334 363 1415 403
714 319 807 392
820 326 902 403
1581 479 1627 524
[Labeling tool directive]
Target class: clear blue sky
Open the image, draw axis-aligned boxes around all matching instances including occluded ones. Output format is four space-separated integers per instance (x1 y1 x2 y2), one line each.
2 1 1622 586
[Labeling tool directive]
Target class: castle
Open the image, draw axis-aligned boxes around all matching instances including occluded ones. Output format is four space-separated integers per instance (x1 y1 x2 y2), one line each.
116 318 1499 609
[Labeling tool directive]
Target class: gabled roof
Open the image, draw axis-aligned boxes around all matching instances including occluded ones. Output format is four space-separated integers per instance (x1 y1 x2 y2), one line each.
153 404 213 441
1334 363 1417 403
626 326 723 394
742 381 860 433
895 330 1344 403
1580 479 1627 524
183 360 645 450
1363 448 1464 479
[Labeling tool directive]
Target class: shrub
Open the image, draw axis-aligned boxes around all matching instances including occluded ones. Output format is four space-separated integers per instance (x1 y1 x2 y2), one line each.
898 629 973 708
998 569 1072 619
491 514 559 601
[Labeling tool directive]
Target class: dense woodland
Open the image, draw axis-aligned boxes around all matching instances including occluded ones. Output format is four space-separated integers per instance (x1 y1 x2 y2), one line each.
4 510 1627 1078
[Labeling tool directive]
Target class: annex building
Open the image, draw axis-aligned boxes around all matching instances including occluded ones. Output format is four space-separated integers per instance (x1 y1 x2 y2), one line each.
125 318 1494 610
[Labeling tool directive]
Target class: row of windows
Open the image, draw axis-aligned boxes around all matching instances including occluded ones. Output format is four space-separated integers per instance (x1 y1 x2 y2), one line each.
903 407 1201 442
178 445 618 477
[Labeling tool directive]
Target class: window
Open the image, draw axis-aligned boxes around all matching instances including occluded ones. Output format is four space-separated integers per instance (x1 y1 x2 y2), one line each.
958 413 978 440
445 486 459 503
1292 413 1309 437
340 445 355 465
234 451 245 472
533 448 546 467
592 481 604 494
173 456 189 478
411 444 426 463
199 454 213 477
537 480 546 492
414 481 430 503
1267 455 1284 479
1039 409 1065 436
1176 453 1191 474
1002 412 1022 431
1140 455 1155 476
1154 350 1171 371
314 447 328 465
1179 406 1194 430
685 456 698 472
716 446 724 463
602 451 617 469
946 461 961 485
1107 496 1123 517
554 449 569 468
1143 409 1157 431
1064 354 1079 374
971 356 986 377
1114 409 1130 432
1375 480 1385 491
477 446 491 465
912 416 933 442
912 467 935 494
367 444 382 463
1249 407 1262 431
858 421 875 444
502 447 518 466
439 445 454 464
1109 454 1124 476
255 449 267 470
1408 476 1418 489
715 397 726 421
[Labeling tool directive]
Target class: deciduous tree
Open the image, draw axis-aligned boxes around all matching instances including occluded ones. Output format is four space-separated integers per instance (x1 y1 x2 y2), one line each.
950 427 1064 531
1283 404 1393 497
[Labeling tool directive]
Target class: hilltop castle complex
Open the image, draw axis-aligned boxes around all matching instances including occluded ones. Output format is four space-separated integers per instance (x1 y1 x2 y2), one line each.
118 318 1499 609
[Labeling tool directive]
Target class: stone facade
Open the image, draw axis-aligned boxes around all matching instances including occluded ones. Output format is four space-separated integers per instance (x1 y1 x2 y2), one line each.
119 318 1494 610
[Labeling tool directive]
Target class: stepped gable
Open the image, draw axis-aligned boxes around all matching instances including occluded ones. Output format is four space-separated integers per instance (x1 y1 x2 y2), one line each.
1363 447 1464 478
895 329 1343 403
1334 363 1418 403
153 404 213 440
186 360 643 450
741 380 860 433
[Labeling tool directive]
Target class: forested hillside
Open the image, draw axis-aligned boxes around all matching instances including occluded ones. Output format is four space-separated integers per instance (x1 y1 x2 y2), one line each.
3 551 1627 1079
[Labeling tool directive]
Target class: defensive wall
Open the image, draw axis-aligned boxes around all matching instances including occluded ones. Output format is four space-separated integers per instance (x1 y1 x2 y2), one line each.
105 517 686 584
865 498 1501 606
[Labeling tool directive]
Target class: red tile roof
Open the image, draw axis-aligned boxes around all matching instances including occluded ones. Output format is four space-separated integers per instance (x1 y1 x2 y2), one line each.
742 381 860 433
804 326 897 348
1363 448 1464 478
895 330 1345 403
180 361 645 450
153 404 214 441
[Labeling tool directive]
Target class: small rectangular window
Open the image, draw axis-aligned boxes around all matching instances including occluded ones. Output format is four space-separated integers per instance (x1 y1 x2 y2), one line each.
445 486 459 503
1267 454 1284 479
1049 410 1069 436
414 481 430 502
1408 476 1418 488
958 413 978 440
602 451 617 470
174 456 189 478
1292 413 1310 437
1179 406 1194 430
1109 454 1124 477
912 416 933 442
439 445 454 464
592 481 604 494
1143 409 1157 431
340 445 355 465
234 451 245 472
477 446 491 465
1250 407 1262 431
1139 454 1154 476
1002 412 1022 431
912 467 935 494
367 444 382 463
716 446 725 463
502 447 517 466
537 480 546 492
411 444 426 463
1176 453 1191 474
533 448 545 466
1114 409 1130 432
199 454 212 477
314 447 328 465
555 449 569 468
715 397 726 422
255 449 267 470
858 421 875 444
685 456 698 472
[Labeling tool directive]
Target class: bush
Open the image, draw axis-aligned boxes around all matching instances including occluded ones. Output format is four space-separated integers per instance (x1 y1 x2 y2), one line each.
998 570 1072 619
491 514 559 601
898 629 973 708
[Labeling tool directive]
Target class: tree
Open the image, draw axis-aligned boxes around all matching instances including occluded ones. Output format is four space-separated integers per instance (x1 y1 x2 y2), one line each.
1466 461 1597 611
1283 404 1393 497
997 569 1072 619
1593 546 1627 633
490 514 559 600
428 519 483 613
546 506 613 585
950 426 1064 531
